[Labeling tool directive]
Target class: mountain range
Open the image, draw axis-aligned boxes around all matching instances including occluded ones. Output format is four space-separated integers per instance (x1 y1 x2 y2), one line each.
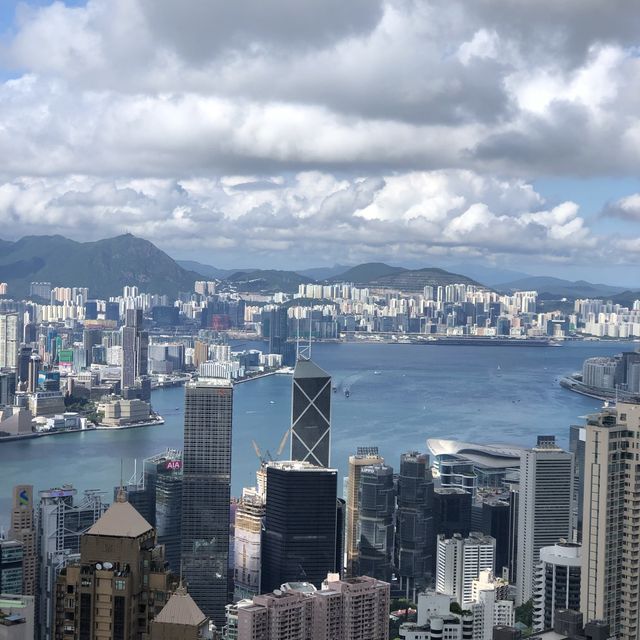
0 234 200 298
0 233 637 301
497 276 626 298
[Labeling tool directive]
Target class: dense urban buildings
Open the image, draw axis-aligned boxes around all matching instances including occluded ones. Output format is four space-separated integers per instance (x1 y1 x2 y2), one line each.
4 275 640 640
53 493 173 640
181 378 233 627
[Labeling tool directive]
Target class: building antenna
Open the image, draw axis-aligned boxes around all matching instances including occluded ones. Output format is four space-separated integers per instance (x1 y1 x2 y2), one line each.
308 296 312 359
297 298 312 361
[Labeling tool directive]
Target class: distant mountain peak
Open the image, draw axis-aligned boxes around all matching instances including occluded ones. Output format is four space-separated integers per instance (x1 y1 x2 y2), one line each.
0 233 200 298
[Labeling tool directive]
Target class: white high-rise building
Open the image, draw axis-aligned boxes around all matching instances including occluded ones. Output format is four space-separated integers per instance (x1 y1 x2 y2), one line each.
533 542 581 632
436 532 496 607
471 570 514 640
516 436 573 605
0 313 22 370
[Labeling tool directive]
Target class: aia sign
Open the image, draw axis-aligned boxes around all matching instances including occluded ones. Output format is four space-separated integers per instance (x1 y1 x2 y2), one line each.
166 460 182 471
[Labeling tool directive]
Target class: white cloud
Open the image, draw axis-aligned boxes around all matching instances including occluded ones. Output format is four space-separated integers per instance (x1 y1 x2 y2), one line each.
0 0 639 269
0 170 615 266
604 193 640 221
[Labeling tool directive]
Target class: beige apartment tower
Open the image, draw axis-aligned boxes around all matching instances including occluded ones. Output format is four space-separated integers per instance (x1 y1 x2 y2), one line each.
8 485 37 597
236 573 389 640
53 492 173 640
581 401 640 640
345 447 384 576
150 585 210 640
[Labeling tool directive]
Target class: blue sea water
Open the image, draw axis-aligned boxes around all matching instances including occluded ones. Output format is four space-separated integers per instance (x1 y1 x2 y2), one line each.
0 340 628 527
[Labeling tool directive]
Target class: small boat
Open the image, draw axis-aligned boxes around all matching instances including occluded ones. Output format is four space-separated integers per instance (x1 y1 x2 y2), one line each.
374 371 381 375
269 400 275 404
344 389 350 398
332 386 337 393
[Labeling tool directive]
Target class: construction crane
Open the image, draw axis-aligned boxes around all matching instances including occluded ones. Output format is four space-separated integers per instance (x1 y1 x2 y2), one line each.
276 428 290 457
251 428 290 465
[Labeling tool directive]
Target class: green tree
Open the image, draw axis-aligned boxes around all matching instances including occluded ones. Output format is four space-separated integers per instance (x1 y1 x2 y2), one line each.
515 598 534 627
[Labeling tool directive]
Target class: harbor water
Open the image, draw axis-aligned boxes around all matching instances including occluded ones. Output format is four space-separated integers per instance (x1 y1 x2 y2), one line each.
0 340 629 526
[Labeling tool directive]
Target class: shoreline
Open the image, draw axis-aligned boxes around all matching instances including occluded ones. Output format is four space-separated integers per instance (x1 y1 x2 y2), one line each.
233 368 293 385
0 416 165 443
559 375 640 403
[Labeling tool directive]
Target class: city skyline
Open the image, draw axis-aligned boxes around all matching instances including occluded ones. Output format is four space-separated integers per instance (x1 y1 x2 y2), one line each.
0 1 639 281
0 1 639 638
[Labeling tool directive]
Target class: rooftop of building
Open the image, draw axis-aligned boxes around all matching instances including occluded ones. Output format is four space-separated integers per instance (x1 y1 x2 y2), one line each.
266 460 337 473
438 531 495 545
434 487 469 495
87 492 153 538
293 358 330 380
428 438 523 468
153 586 207 628
281 582 317 594
186 377 232 388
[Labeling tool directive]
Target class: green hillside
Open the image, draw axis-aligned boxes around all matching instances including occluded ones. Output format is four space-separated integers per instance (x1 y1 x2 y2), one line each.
0 234 200 298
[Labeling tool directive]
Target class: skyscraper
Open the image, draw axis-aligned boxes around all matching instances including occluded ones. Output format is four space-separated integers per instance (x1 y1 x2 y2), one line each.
479 498 510 578
534 542 582 632
144 450 183 574
37 486 107 640
290 358 332 468
569 423 586 542
345 447 384 577
121 308 146 390
580 402 640 640
181 378 233 627
261 461 338 593
0 313 22 370
357 464 395 582
395 451 434 600
121 325 137 390
433 487 472 538
0 539 23 595
436 532 496 607
516 436 573 605
8 485 36 597
53 493 172 640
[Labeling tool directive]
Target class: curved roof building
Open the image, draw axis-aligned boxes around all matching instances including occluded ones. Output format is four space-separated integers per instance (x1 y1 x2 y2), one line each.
427 439 524 469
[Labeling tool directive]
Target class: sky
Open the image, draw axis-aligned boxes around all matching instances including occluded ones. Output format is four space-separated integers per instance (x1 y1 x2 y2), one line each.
0 1 640 284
